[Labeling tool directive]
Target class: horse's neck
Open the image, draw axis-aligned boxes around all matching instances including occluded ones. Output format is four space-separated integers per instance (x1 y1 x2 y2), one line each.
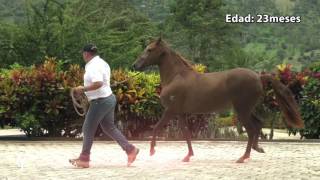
159 53 191 85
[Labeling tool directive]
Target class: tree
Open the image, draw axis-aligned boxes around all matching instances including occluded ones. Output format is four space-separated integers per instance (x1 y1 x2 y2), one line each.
62 0 157 67
163 0 238 71
0 0 157 68
0 0 67 68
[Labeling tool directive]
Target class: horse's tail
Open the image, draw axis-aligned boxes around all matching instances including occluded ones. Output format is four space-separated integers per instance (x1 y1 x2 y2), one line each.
260 75 304 128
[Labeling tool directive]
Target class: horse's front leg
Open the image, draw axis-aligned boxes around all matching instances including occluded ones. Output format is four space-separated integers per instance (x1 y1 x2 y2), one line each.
178 114 194 162
150 109 174 156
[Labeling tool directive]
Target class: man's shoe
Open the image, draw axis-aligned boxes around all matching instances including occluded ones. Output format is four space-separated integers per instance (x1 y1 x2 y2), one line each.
127 147 139 166
69 158 89 168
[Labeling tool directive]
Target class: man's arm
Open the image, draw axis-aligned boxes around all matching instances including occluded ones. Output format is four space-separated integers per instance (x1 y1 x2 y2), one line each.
84 81 103 92
74 82 103 94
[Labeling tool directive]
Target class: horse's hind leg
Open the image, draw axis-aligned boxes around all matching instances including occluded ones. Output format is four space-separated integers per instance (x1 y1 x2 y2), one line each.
233 101 256 163
251 113 265 153
236 119 255 163
236 113 264 163
178 114 194 162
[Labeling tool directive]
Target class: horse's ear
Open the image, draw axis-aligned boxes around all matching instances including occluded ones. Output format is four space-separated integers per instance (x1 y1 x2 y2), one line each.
156 36 162 45
140 39 147 48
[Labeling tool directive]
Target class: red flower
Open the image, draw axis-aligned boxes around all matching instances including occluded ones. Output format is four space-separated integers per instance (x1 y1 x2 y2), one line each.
313 72 320 79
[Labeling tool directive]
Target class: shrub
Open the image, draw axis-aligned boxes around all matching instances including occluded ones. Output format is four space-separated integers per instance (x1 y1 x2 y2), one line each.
2 60 319 139
259 64 307 128
0 58 84 137
290 62 320 138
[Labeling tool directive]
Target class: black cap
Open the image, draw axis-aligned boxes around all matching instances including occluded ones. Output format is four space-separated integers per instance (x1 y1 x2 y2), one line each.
82 44 98 53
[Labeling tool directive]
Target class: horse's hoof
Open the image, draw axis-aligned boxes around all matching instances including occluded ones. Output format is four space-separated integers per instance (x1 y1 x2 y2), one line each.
150 148 155 156
236 158 245 163
236 156 249 163
182 156 190 162
258 148 265 153
253 147 265 153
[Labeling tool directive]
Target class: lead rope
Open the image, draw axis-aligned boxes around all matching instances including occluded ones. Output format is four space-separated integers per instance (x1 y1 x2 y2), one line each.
70 72 141 116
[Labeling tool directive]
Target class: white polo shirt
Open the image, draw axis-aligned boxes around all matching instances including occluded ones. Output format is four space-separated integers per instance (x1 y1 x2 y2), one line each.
84 55 112 101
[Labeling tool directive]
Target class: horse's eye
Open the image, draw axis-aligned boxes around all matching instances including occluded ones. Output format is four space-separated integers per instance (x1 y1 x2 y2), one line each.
147 49 152 52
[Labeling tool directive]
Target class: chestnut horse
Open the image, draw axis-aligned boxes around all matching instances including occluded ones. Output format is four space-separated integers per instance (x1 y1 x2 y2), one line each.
133 37 303 163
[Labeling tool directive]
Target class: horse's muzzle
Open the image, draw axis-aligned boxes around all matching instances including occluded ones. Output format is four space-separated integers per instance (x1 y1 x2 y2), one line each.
132 63 139 71
132 61 144 71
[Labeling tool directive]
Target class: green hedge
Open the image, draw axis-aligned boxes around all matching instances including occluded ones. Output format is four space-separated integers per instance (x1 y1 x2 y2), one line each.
0 58 84 137
290 62 320 138
0 58 209 138
0 58 164 137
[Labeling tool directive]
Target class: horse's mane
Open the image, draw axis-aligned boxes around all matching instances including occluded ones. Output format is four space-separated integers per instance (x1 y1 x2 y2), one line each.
175 52 194 71
160 41 194 71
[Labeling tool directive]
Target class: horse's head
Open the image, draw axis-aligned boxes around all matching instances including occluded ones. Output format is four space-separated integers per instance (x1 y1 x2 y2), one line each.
133 37 166 71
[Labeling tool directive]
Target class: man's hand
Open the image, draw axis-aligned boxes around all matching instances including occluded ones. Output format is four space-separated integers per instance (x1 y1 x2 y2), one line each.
73 82 102 96
73 86 85 96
